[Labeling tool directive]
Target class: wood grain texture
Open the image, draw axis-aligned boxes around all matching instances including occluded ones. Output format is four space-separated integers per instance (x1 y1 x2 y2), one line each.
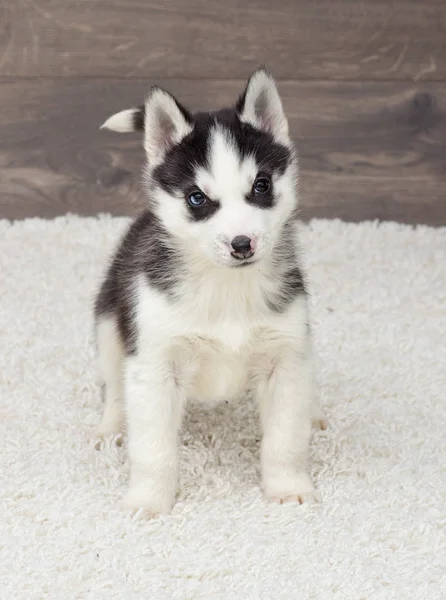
1 0 445 81
1 78 445 224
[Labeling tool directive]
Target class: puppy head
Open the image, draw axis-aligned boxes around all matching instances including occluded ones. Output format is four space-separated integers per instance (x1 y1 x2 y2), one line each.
101 68 298 268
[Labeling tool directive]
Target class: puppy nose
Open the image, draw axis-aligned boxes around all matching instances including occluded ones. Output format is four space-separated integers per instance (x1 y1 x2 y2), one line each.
231 235 252 253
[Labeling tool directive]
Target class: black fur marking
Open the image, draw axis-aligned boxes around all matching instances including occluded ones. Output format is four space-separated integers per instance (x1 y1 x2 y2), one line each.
94 209 182 354
266 264 306 313
132 105 145 131
266 265 306 313
152 108 291 214
186 197 221 222
265 222 306 313
211 109 291 177
245 173 275 209
275 266 306 305
235 86 248 116
152 116 211 195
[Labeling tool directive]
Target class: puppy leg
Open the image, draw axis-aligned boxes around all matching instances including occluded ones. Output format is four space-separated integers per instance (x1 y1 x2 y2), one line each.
95 316 124 439
309 368 328 430
256 347 318 504
122 350 185 516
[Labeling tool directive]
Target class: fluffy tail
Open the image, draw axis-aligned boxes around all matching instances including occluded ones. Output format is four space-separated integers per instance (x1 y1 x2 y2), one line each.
100 105 145 132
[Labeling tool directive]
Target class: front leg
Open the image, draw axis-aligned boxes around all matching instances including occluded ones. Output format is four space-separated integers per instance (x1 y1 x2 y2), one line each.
122 351 185 516
256 348 318 504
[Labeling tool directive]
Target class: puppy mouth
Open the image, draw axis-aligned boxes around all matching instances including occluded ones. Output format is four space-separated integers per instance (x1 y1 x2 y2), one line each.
230 254 257 267
230 250 254 261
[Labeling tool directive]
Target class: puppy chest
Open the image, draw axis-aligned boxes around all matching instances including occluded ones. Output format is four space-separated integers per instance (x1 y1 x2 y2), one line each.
173 335 252 402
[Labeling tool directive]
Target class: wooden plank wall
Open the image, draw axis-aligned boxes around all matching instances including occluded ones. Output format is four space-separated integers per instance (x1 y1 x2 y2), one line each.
1 0 445 224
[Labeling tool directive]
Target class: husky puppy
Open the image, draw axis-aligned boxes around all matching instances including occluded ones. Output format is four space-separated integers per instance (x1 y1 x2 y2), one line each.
95 68 326 515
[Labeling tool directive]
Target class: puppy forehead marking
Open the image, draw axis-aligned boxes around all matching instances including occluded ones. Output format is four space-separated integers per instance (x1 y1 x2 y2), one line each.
196 126 257 200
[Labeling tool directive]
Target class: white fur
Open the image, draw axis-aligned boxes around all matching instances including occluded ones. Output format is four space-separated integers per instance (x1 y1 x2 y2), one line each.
100 108 139 133
95 317 124 440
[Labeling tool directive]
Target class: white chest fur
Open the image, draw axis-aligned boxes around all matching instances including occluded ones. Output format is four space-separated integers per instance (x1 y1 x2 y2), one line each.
134 264 305 403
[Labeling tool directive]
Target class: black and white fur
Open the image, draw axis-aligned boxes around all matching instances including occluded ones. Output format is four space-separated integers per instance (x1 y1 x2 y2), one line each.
95 68 326 515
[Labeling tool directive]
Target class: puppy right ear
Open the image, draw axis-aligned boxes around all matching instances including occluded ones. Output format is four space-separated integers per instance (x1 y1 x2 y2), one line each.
100 105 145 132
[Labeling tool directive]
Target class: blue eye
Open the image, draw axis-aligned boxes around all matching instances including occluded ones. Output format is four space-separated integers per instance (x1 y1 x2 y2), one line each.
187 190 207 207
253 177 270 194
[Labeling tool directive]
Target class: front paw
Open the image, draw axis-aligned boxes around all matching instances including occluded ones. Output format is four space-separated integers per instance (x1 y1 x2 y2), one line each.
263 471 320 505
121 484 176 518
93 431 123 451
94 415 124 449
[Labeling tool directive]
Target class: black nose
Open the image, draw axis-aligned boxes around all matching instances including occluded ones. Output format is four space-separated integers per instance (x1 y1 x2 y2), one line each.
231 235 252 253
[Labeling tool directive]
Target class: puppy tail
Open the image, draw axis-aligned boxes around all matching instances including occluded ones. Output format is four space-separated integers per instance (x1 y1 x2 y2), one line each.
100 105 145 132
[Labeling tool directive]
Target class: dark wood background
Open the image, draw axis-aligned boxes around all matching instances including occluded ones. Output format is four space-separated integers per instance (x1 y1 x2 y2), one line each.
1 0 445 224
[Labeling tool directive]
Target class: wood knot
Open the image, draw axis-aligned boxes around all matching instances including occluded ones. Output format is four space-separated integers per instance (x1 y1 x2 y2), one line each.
98 167 131 187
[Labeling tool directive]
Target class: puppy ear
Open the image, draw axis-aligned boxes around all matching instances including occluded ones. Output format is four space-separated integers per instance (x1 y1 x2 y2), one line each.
142 87 193 165
100 106 144 132
237 67 289 142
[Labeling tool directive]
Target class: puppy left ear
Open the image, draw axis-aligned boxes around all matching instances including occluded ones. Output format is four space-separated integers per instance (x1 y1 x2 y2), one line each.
237 67 289 142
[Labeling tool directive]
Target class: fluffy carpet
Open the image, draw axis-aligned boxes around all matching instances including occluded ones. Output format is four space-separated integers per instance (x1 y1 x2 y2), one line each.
1 215 445 599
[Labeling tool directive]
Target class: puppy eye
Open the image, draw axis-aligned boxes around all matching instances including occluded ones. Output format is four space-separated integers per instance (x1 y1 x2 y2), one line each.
253 177 270 194
187 190 207 207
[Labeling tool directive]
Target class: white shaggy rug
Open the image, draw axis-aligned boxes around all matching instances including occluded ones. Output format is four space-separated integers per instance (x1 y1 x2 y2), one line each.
1 215 445 599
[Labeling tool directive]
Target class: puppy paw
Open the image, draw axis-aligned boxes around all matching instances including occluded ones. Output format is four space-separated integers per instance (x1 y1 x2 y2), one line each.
121 485 176 518
93 431 123 450
263 472 320 505
271 490 321 505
